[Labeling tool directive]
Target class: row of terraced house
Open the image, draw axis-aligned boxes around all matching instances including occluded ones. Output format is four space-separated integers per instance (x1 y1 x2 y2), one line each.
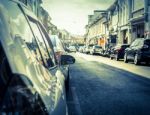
85 0 150 50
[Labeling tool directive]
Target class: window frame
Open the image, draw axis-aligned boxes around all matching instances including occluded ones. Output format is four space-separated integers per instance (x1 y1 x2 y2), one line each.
19 4 57 68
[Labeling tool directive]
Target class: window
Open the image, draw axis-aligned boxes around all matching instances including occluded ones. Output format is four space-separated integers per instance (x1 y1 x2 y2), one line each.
28 18 55 68
2 1 54 69
37 23 57 65
132 0 144 11
1 1 43 65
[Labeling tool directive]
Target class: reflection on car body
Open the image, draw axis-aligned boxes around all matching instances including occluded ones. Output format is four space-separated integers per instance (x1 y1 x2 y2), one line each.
0 0 75 114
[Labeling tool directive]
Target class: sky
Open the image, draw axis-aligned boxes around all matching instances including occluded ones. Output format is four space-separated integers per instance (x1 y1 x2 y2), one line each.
42 0 115 36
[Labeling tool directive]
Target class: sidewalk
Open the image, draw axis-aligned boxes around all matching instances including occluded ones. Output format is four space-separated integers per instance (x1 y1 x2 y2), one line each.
76 52 150 79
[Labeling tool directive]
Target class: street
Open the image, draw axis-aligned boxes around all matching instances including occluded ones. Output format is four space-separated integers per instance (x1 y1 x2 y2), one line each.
67 53 150 115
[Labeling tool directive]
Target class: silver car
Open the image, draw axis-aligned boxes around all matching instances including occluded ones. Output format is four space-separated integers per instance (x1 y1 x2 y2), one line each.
0 0 75 114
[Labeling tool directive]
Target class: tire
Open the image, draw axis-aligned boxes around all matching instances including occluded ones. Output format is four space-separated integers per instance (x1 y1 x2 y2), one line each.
134 54 140 65
145 61 149 65
110 56 113 60
90 51 93 55
124 53 128 63
115 54 119 61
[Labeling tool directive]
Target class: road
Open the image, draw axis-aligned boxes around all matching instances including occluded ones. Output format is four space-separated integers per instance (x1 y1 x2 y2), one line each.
67 53 150 115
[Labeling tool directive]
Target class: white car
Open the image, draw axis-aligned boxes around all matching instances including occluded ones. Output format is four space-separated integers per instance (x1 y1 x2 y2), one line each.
68 46 76 52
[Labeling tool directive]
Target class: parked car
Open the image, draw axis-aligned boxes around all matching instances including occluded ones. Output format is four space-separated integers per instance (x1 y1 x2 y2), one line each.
50 35 71 90
110 44 130 61
68 45 76 52
85 44 94 54
90 45 103 55
124 38 150 65
103 46 113 57
78 46 84 53
0 1 75 114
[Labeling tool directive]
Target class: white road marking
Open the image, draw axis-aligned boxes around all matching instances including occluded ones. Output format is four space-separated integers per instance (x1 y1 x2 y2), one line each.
71 87 83 115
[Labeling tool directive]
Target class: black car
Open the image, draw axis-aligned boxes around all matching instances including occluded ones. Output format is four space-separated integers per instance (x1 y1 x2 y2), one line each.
110 44 130 61
0 0 75 114
124 38 150 65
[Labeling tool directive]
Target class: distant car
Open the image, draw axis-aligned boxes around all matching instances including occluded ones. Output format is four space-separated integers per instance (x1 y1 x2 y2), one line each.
110 44 130 61
103 46 113 57
90 45 103 55
85 44 94 54
68 46 76 52
124 38 150 65
78 46 84 53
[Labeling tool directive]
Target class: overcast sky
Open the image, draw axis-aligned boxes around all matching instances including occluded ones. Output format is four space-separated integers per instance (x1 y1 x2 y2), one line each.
42 0 115 35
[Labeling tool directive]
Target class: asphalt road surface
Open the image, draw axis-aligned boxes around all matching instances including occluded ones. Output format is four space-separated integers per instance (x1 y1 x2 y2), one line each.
67 53 150 115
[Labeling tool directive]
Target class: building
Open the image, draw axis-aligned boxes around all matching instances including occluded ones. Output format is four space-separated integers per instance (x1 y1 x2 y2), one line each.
85 10 108 49
107 0 118 46
129 0 145 42
117 0 130 44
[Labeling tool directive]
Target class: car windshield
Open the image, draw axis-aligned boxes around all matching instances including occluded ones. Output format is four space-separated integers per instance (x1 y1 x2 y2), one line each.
50 35 65 52
121 45 129 49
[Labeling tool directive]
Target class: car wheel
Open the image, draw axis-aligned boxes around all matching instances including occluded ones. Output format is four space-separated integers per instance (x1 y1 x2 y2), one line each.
124 53 128 63
115 54 119 61
110 56 113 60
134 54 140 65
90 51 93 55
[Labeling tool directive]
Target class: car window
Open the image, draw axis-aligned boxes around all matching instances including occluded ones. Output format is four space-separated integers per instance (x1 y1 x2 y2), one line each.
130 40 139 47
138 40 144 46
121 45 129 49
95 46 101 48
2 1 43 66
28 18 55 68
37 24 57 65
50 35 65 52
144 39 150 46
0 0 51 106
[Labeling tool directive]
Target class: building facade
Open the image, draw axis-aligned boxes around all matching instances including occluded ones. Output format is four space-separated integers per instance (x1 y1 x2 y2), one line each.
129 0 145 42
86 10 108 49
85 0 150 50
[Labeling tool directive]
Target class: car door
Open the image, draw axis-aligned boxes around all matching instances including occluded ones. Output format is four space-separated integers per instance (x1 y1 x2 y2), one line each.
0 1 67 114
26 17 67 114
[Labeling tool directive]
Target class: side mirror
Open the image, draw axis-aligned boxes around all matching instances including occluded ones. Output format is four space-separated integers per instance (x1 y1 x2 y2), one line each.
60 55 75 65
